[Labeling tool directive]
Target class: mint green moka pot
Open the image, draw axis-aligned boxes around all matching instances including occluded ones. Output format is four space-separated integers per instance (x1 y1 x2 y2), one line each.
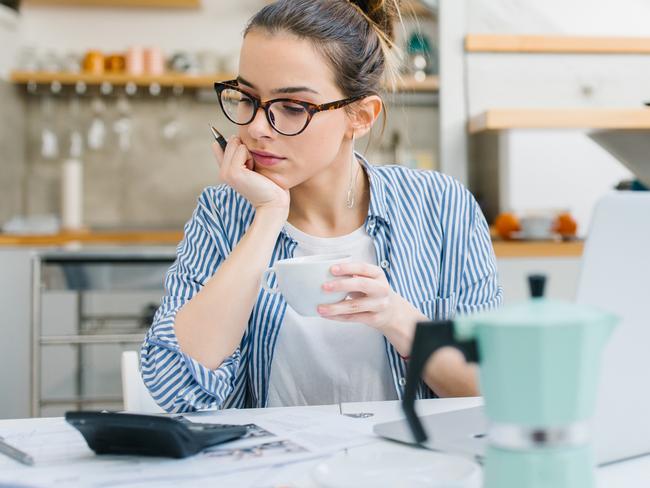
403 275 618 488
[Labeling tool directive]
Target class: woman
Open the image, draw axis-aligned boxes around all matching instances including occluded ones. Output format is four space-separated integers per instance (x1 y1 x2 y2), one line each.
141 0 502 413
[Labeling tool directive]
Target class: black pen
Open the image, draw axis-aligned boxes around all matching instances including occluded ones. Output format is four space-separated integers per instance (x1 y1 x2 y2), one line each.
209 125 228 151
0 436 34 466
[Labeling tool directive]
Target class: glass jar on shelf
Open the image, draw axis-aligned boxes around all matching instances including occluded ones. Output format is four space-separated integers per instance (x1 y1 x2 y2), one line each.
405 31 437 80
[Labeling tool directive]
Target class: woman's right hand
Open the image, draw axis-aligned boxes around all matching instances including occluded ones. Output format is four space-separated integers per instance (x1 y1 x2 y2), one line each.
212 136 290 217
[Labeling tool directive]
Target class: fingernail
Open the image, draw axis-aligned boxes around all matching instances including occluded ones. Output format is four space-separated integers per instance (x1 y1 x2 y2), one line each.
331 265 340 274
318 306 327 314
323 282 332 290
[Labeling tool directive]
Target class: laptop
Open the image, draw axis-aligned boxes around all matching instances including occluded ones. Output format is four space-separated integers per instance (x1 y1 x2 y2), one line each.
374 192 650 466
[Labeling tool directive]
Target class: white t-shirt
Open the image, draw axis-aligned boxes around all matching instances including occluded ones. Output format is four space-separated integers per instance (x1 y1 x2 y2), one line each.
266 222 398 407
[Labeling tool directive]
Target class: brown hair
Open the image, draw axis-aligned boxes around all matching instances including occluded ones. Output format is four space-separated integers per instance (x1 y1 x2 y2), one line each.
244 0 403 99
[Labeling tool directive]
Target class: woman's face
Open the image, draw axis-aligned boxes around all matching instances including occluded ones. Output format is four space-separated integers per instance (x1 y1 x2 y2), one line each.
235 29 355 190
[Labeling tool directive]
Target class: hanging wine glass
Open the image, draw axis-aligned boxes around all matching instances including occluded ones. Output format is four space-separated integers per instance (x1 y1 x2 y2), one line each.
160 84 185 144
39 82 61 161
87 94 107 151
113 83 136 153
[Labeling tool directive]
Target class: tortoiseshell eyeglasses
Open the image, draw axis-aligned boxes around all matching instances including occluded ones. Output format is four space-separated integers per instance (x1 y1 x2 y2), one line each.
214 80 367 136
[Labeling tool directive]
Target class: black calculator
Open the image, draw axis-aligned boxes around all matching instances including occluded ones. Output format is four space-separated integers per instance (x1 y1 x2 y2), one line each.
65 411 248 459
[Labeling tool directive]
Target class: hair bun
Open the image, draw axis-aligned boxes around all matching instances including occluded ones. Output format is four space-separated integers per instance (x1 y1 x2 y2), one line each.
349 0 401 41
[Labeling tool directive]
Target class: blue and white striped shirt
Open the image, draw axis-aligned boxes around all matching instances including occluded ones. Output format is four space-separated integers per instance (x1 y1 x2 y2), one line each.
141 155 503 413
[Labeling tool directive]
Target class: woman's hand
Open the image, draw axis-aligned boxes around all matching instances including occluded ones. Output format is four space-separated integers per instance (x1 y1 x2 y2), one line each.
212 137 290 216
317 262 394 327
317 262 424 357
317 262 480 396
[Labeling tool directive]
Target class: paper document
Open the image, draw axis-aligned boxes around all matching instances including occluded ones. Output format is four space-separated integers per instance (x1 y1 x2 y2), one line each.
0 409 376 487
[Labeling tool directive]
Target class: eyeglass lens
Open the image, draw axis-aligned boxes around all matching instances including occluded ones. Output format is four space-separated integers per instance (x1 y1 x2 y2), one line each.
220 88 310 135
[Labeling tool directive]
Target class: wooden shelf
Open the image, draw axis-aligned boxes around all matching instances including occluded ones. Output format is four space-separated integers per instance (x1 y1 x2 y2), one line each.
10 71 439 93
469 108 650 134
23 0 200 8
395 75 439 92
10 70 228 89
492 240 583 258
0 230 583 258
465 34 650 54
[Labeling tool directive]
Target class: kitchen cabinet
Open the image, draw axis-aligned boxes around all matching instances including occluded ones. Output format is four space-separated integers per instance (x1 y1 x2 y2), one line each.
29 248 175 417
497 256 581 305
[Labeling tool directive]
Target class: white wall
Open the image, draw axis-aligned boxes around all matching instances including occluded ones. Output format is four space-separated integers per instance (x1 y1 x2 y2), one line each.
467 0 650 36
0 5 19 79
503 130 633 236
16 0 260 59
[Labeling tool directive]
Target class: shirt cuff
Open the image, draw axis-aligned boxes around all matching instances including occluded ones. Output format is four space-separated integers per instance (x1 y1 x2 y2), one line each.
141 313 242 411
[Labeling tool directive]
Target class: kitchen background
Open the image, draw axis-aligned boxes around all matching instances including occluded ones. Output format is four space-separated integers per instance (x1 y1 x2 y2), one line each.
1 0 649 419
2 0 438 230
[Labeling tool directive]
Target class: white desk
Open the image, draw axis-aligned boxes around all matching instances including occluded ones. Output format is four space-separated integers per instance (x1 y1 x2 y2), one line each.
1 398 648 487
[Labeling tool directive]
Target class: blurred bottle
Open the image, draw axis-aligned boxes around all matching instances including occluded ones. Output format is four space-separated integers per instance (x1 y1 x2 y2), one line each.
126 46 144 75
105 53 126 73
144 47 164 75
406 32 437 80
82 50 104 75
61 97 85 231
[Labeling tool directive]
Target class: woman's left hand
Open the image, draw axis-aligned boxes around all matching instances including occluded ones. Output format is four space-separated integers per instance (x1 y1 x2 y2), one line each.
318 263 428 357
318 262 479 395
318 262 397 328
318 263 426 357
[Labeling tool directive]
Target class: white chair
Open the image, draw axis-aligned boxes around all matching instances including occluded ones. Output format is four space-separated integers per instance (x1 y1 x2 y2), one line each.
120 350 165 413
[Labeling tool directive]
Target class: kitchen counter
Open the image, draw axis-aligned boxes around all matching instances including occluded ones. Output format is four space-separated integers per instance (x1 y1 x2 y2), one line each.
0 231 584 258
0 230 183 247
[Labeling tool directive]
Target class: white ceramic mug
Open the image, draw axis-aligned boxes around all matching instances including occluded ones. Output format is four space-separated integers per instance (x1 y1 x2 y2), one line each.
261 254 352 316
